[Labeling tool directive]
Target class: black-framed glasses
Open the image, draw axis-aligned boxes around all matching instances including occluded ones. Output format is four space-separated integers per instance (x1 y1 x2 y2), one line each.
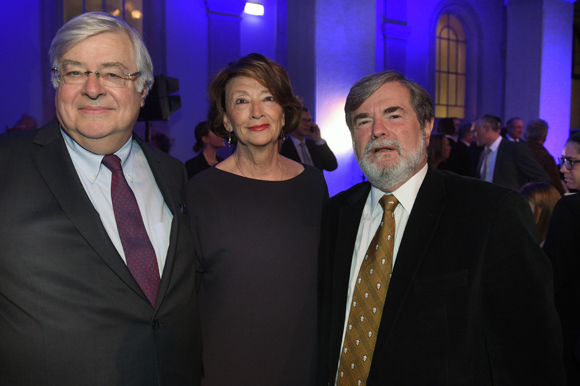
52 67 140 88
559 157 580 170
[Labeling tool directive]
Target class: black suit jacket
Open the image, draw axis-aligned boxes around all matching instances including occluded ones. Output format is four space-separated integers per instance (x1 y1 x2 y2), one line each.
445 138 472 176
481 138 550 190
280 137 338 171
543 193 580 384
319 165 565 385
0 119 201 386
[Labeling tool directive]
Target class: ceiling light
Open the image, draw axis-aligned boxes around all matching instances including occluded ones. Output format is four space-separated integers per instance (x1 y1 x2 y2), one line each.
244 2 264 16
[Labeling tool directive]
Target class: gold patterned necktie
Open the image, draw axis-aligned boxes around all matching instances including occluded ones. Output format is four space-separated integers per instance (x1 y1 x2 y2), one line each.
337 195 399 386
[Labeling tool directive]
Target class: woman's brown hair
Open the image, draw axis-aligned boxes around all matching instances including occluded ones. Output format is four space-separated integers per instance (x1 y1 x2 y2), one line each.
519 182 561 243
207 53 302 145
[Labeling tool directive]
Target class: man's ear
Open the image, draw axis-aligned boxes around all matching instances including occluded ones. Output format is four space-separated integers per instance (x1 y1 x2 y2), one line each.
140 85 147 107
423 117 434 145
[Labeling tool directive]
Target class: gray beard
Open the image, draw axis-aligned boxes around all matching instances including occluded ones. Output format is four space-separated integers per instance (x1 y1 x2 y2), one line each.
354 135 427 191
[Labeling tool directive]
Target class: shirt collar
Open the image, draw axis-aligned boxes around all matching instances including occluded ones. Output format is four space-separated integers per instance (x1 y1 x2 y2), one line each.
488 134 502 152
290 135 305 146
61 128 135 184
369 162 428 216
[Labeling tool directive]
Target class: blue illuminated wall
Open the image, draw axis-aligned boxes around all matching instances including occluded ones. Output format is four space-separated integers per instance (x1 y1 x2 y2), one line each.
0 1 44 130
164 1 209 165
314 0 377 194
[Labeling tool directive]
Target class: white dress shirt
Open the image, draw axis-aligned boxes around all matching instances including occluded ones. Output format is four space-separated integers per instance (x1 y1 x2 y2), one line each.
481 135 502 183
62 129 172 276
505 133 520 142
335 163 428 384
289 135 313 165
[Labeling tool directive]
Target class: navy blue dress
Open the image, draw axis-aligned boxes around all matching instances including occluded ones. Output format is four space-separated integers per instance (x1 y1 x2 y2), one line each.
186 165 327 386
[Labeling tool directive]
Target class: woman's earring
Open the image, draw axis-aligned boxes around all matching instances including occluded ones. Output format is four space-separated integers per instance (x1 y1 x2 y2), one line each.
228 131 232 147
280 129 285 142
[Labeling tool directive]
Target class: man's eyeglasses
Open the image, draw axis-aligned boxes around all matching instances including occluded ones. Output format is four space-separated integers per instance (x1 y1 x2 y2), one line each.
52 66 140 88
559 157 580 170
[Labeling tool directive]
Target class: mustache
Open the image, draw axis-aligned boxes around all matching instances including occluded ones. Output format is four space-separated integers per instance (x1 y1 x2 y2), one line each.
363 137 402 156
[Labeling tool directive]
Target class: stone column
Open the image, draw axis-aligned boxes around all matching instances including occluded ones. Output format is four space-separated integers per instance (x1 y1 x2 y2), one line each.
505 0 575 156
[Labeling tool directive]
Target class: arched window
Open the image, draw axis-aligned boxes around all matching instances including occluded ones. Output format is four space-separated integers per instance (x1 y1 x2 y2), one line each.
435 13 466 118
64 0 143 35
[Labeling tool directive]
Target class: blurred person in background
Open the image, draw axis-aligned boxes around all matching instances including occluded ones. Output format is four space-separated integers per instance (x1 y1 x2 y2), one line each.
543 131 580 384
184 120 224 179
519 182 561 246
280 106 338 172
524 119 565 195
427 133 451 169
6 113 37 132
149 131 172 154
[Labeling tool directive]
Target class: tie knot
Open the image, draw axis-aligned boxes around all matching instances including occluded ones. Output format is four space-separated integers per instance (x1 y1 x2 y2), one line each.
299 142 306 147
102 154 122 172
379 194 399 213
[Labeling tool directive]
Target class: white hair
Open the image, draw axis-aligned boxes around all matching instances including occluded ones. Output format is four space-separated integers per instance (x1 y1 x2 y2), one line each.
49 12 153 95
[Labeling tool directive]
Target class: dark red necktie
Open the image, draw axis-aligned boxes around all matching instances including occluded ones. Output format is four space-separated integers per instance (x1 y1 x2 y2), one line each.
102 154 160 306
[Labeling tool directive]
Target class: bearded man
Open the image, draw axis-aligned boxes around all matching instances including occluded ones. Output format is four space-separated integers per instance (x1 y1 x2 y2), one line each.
318 70 565 386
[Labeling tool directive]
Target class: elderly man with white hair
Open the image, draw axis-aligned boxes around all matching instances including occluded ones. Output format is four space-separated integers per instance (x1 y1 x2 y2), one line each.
0 12 201 385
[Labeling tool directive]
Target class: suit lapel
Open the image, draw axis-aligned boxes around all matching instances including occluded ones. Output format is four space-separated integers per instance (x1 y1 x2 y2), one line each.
493 139 508 183
306 139 319 168
334 184 371 300
374 165 448 351
31 120 146 301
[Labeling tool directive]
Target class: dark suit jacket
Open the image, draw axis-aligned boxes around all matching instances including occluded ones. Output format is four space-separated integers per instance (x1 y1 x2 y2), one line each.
543 193 580 384
445 138 472 176
319 165 565 385
469 142 484 177
481 138 550 190
527 141 565 195
280 137 338 171
184 151 223 180
0 119 201 386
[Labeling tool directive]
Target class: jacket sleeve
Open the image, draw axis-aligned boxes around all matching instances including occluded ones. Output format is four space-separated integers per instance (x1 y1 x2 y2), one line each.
482 190 566 384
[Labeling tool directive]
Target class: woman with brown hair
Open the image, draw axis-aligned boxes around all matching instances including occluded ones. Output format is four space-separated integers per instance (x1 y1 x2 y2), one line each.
427 133 451 169
186 53 327 385
519 182 561 246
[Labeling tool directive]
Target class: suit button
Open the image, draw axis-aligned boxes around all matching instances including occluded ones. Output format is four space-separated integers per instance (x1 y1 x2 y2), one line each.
152 320 161 330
